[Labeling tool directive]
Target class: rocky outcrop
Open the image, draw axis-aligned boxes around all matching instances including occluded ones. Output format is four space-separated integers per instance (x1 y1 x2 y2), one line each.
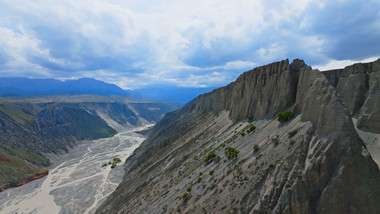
0 154 11 162
15 170 49 186
96 59 380 214
120 59 305 176
189 59 304 121
278 67 380 213
0 170 49 192
321 59 380 131
357 69 380 131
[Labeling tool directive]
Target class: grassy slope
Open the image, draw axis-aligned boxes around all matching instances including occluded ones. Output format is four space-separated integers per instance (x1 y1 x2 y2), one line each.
0 101 116 187
0 155 46 185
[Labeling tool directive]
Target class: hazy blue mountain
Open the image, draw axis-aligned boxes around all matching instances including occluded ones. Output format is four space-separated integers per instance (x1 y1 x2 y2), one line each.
0 77 216 104
131 86 217 104
0 77 130 96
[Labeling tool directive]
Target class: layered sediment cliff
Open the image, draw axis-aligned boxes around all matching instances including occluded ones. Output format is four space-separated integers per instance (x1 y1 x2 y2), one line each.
97 59 380 214
321 59 380 131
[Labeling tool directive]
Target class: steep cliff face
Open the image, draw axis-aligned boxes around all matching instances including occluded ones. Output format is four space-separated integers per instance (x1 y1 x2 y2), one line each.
96 59 380 214
322 59 380 131
189 59 303 121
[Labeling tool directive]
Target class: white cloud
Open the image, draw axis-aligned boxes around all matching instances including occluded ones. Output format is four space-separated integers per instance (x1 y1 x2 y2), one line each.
0 0 379 88
256 43 287 61
313 56 380 71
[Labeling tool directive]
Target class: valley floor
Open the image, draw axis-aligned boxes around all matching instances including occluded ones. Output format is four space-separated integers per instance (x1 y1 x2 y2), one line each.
0 125 150 214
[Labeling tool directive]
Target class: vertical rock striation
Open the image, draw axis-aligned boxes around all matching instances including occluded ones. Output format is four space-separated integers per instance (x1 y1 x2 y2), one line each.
96 58 380 214
191 59 304 121
322 59 380 131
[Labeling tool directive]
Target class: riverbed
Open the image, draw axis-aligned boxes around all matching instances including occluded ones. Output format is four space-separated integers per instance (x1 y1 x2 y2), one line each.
0 125 149 214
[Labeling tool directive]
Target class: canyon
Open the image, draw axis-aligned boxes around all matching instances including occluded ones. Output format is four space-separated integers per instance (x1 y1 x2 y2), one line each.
0 95 176 192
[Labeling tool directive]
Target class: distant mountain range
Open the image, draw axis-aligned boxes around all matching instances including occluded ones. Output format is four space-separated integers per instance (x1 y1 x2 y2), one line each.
131 86 216 103
0 77 216 104
0 77 129 96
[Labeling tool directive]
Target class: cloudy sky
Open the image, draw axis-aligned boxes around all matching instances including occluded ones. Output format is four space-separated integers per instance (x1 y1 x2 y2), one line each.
0 0 379 89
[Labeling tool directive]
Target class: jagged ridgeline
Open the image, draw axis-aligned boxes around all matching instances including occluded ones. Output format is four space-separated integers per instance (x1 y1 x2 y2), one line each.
0 97 176 191
96 59 380 214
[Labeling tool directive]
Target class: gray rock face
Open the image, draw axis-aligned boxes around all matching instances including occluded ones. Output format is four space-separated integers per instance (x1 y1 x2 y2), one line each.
358 69 380 131
191 59 304 121
321 59 380 131
296 67 353 135
286 67 380 213
96 59 380 214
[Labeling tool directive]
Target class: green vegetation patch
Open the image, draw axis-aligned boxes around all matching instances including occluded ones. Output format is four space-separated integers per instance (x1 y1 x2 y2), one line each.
253 144 260 152
204 151 220 163
111 162 117 168
246 124 256 133
224 147 240 159
0 155 46 185
277 110 294 123
103 156 122 169
113 157 121 163
0 103 35 126
181 192 191 202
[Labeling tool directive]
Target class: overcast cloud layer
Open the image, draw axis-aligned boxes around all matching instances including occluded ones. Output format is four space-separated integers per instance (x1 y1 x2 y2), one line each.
0 0 379 89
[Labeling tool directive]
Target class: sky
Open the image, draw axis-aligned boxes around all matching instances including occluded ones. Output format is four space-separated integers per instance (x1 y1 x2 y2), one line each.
0 0 379 89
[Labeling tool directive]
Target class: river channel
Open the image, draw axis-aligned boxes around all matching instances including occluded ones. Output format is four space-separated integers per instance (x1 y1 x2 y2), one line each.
0 125 148 214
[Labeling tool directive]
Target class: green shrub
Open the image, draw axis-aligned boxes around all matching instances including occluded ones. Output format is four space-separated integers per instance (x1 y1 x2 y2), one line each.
111 162 117 168
247 115 254 121
277 110 294 123
113 157 121 163
253 144 260 152
204 151 219 163
240 132 245 137
209 170 214 176
246 124 256 133
182 192 191 202
225 147 240 159
186 186 192 192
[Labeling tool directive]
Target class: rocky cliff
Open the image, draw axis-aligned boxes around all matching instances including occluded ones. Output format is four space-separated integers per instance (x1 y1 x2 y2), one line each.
96 59 380 214
321 59 380 131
